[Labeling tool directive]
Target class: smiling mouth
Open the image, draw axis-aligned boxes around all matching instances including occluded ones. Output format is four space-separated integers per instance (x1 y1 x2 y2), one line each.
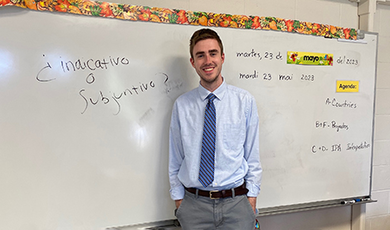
203 67 215 72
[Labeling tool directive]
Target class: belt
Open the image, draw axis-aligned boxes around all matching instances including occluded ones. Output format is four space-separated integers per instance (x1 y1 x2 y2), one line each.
185 183 248 199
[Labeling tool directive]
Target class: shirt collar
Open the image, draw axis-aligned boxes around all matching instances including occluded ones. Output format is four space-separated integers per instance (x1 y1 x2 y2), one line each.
198 78 227 101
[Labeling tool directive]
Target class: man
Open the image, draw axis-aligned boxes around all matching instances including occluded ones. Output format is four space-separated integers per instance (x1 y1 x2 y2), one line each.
169 28 262 230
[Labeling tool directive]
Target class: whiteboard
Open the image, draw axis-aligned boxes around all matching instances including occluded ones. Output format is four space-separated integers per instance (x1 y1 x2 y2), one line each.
0 7 376 230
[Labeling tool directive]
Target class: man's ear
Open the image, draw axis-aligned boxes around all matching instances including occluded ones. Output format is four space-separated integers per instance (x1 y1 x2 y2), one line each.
221 53 225 63
190 57 195 68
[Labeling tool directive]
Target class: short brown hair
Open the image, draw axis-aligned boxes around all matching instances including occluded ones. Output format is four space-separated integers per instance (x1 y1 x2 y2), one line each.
189 28 224 59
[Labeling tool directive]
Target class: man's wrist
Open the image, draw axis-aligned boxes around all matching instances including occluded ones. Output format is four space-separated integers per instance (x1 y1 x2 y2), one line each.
175 199 183 209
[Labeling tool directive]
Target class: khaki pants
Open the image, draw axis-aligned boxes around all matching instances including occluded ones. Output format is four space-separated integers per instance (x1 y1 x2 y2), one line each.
175 190 256 230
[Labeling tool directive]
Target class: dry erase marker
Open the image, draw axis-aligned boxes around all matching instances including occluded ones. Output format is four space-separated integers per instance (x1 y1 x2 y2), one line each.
341 200 355 204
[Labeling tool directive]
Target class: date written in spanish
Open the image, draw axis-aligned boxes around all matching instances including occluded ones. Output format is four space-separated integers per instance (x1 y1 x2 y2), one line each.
236 49 283 61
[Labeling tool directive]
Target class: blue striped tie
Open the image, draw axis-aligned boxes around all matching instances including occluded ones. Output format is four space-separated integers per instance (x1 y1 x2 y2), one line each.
199 93 216 187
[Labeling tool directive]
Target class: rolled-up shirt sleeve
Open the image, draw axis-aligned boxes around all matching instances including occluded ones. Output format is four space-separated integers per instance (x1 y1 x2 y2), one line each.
244 96 262 197
168 101 185 200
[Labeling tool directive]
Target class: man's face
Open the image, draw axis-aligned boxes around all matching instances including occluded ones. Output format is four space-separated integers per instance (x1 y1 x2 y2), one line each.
190 38 225 91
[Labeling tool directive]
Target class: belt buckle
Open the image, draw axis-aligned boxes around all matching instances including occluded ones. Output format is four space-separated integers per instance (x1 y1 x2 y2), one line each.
209 190 219 199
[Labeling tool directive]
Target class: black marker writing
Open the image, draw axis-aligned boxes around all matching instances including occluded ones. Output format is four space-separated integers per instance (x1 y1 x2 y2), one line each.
60 56 130 73
36 54 130 84
36 57 56 82
79 80 156 115
325 97 357 109
236 49 283 61
346 141 370 152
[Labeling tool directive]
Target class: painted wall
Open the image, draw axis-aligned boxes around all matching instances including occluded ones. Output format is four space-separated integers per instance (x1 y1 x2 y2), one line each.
108 0 389 229
367 3 390 230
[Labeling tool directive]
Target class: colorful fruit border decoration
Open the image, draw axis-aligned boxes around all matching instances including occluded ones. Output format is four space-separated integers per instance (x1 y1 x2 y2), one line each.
0 0 357 40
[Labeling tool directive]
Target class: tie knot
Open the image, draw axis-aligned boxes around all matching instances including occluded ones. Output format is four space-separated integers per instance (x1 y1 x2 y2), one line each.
207 93 216 103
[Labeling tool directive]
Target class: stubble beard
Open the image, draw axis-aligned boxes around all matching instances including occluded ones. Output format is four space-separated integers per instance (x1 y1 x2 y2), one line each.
201 74 219 84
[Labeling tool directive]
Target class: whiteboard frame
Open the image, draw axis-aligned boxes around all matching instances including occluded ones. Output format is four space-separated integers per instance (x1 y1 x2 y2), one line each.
0 5 379 228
